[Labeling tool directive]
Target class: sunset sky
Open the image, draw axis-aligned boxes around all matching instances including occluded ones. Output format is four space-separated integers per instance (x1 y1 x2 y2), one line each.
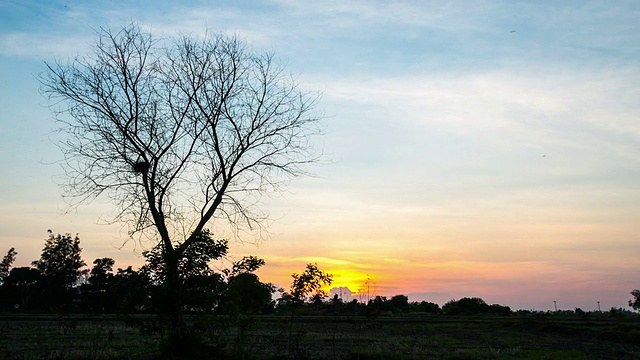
1 0 639 311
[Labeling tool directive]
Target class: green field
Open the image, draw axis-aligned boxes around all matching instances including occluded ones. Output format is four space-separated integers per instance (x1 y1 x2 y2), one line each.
0 313 639 359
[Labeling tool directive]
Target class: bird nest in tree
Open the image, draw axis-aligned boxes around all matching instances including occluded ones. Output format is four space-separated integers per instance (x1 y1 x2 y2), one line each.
133 161 149 174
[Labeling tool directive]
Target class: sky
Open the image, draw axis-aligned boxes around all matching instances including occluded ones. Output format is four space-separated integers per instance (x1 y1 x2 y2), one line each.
1 0 639 311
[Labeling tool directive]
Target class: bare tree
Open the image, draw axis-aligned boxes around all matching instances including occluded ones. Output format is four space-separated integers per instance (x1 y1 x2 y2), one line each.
41 24 321 344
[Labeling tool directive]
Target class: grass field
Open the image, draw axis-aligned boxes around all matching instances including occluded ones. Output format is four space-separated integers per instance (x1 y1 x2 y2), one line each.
0 312 639 359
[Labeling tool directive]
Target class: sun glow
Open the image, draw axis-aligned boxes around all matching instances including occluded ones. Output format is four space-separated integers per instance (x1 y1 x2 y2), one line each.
325 268 388 303
327 268 370 292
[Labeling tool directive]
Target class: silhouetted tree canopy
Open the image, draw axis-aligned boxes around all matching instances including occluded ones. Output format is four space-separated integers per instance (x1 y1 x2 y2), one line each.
80 257 116 312
0 247 17 285
442 297 511 316
443 297 488 315
112 266 150 313
32 231 86 287
276 263 332 314
225 272 275 315
630 289 640 311
223 256 266 278
3 267 42 310
411 300 441 314
31 231 86 310
390 294 410 313
290 263 333 303
141 229 228 312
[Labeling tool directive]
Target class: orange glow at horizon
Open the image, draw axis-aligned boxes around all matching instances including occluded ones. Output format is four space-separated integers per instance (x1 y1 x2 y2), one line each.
250 244 635 309
231 206 638 310
325 268 372 294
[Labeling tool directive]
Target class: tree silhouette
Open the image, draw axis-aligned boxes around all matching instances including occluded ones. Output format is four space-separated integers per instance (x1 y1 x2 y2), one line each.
32 230 87 310
0 247 17 285
81 257 116 312
630 289 640 311
222 256 273 314
411 300 440 314
112 266 150 313
290 263 333 304
225 272 275 315
442 297 489 315
389 294 410 313
3 267 42 310
223 256 266 278
141 229 228 313
41 23 321 348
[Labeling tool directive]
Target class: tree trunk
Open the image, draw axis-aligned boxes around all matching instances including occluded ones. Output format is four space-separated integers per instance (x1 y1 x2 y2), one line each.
164 249 187 354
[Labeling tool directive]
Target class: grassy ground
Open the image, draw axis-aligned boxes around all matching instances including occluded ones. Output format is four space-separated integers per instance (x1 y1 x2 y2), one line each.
0 312 639 359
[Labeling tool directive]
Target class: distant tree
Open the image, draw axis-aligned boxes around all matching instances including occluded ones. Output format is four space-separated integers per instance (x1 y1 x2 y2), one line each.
389 294 410 314
112 266 150 313
223 256 266 278
276 263 333 314
410 300 440 314
90 257 115 280
81 257 116 312
488 303 512 316
443 297 490 315
345 299 365 315
442 297 511 316
275 292 295 313
32 230 87 310
630 289 640 311
277 264 332 357
290 263 333 304
0 247 17 285
442 299 460 315
366 295 391 317
41 23 321 351
329 294 345 313
222 256 274 314
225 272 275 315
2 267 42 310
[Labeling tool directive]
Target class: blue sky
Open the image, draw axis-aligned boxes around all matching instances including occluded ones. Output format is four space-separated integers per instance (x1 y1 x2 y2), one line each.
1 0 639 310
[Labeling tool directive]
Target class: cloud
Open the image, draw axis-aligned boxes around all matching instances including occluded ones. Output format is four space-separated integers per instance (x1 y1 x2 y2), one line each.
0 32 91 58
272 0 491 32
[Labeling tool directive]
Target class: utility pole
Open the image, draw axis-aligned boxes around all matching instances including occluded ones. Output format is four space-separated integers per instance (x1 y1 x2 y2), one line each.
554 301 558 312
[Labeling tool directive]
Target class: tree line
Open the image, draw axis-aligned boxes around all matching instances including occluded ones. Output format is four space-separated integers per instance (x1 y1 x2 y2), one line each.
0 230 274 315
0 230 502 317
2 231 639 318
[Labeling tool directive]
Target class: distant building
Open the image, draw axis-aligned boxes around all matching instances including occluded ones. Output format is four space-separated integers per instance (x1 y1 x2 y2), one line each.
329 287 354 302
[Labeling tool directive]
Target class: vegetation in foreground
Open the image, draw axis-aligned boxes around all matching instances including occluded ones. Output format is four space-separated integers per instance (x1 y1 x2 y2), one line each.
1 311 639 360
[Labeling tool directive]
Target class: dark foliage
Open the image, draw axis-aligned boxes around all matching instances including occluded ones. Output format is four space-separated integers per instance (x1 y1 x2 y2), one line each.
1 267 42 310
79 257 116 312
411 300 441 314
31 230 87 310
630 289 640 311
0 247 17 285
389 294 410 313
225 272 275 315
443 297 511 316
290 263 333 303
141 229 228 314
